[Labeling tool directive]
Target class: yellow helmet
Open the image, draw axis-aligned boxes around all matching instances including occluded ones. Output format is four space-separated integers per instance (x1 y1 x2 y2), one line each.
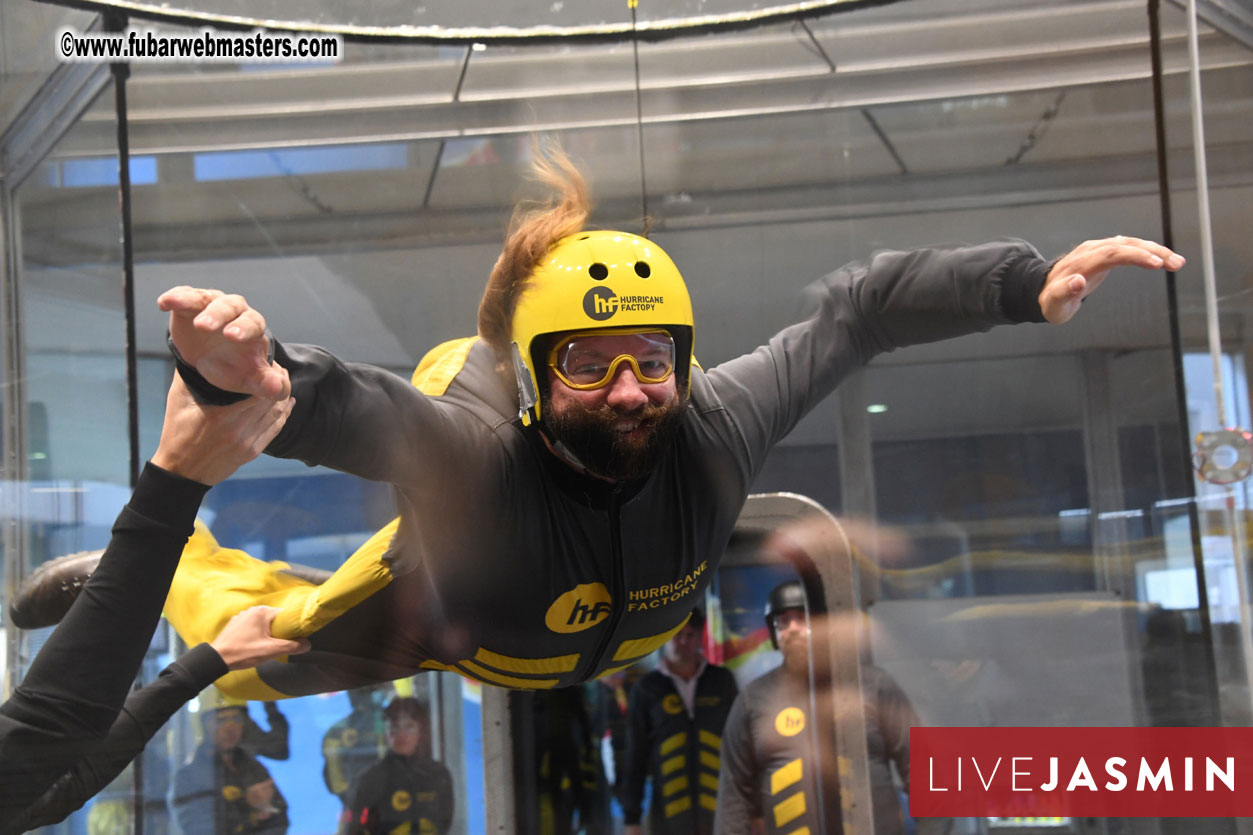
510 230 694 425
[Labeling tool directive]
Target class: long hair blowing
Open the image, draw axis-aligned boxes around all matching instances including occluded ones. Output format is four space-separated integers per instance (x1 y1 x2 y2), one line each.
478 140 591 360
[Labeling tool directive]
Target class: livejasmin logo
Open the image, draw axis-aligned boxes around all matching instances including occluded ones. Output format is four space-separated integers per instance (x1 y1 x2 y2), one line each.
927 753 1234 793
911 727 1253 818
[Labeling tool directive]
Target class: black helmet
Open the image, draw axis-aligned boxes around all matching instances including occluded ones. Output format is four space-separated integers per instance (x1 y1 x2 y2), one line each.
764 580 807 650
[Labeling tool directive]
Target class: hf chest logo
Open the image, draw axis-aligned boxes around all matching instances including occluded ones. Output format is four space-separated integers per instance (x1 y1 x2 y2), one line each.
546 583 612 633
775 707 806 737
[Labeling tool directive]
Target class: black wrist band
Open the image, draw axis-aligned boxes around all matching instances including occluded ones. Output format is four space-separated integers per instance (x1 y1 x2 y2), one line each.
167 331 275 406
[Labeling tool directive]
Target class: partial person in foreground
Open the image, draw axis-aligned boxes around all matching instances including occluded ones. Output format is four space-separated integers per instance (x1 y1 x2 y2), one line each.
24 143 1186 702
715 581 937 835
0 374 302 833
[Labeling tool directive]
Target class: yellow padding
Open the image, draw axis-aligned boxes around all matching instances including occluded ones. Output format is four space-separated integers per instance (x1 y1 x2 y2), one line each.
270 518 399 639
773 792 807 828
662 776 688 797
699 751 720 772
613 616 689 662
664 796 692 818
474 647 579 675
786 829 811 835
410 336 479 394
660 732 687 756
771 758 804 795
699 793 717 811
162 520 400 700
699 773 719 791
458 659 557 690
699 729 721 750
661 755 685 776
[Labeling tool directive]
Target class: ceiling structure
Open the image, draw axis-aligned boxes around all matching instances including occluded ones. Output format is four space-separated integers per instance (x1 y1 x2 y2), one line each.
8 0 1252 441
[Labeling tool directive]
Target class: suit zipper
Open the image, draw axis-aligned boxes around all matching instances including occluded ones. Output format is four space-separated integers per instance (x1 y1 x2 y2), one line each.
580 483 627 681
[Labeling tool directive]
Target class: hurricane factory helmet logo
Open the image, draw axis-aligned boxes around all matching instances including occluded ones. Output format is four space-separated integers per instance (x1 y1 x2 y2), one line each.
775 707 806 737
392 790 412 811
546 582 612 633
662 693 684 715
583 286 618 321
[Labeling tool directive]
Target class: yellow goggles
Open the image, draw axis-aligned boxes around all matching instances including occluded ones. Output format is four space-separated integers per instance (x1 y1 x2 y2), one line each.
547 328 676 391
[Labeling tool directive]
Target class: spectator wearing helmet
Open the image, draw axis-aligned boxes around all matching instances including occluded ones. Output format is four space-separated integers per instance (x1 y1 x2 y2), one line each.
716 581 931 835
621 608 738 835
341 697 454 835
32 143 1177 702
172 693 290 835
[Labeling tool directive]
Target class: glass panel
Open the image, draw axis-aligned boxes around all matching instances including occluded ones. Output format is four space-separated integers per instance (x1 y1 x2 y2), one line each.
2 0 1250 833
10 80 130 833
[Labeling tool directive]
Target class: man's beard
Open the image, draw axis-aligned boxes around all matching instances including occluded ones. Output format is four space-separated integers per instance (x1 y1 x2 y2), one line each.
544 392 687 482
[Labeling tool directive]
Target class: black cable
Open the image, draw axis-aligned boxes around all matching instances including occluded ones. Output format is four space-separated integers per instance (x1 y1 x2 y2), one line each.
1148 0 1222 726
630 0 650 229
422 45 475 209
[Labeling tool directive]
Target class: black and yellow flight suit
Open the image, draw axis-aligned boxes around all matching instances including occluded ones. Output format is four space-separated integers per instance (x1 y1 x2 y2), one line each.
342 751 454 835
322 708 387 802
622 663 739 835
163 242 1056 701
715 665 918 835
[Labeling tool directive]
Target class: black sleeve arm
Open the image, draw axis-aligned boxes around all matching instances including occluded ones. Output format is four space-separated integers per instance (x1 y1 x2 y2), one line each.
244 702 291 760
24 644 227 828
0 464 208 820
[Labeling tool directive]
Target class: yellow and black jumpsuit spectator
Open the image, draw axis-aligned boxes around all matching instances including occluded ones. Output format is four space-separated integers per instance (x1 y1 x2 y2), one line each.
342 697 454 835
622 609 738 835
172 700 290 835
323 685 390 803
716 582 923 835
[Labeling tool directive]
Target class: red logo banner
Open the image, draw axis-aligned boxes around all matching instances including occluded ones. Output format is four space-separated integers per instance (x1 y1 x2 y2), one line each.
910 727 1253 818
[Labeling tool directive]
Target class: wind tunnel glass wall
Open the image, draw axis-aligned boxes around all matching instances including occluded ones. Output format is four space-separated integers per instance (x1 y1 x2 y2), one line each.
8 79 140 835
3 1 1252 834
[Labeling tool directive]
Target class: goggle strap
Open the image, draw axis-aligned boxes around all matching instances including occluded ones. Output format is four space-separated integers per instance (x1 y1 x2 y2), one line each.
511 342 539 421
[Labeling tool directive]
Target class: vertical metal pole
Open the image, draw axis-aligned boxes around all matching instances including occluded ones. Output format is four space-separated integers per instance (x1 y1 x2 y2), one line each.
105 11 143 833
1147 0 1222 725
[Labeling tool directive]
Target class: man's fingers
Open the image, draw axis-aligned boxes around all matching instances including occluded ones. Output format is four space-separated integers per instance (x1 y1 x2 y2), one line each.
193 293 255 332
158 286 222 314
223 309 268 343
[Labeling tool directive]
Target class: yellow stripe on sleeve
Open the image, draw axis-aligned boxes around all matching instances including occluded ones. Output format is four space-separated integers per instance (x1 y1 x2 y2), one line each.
771 758 804 795
662 776 689 797
664 796 692 818
457 660 558 689
773 792 807 828
473 647 579 675
660 732 687 756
